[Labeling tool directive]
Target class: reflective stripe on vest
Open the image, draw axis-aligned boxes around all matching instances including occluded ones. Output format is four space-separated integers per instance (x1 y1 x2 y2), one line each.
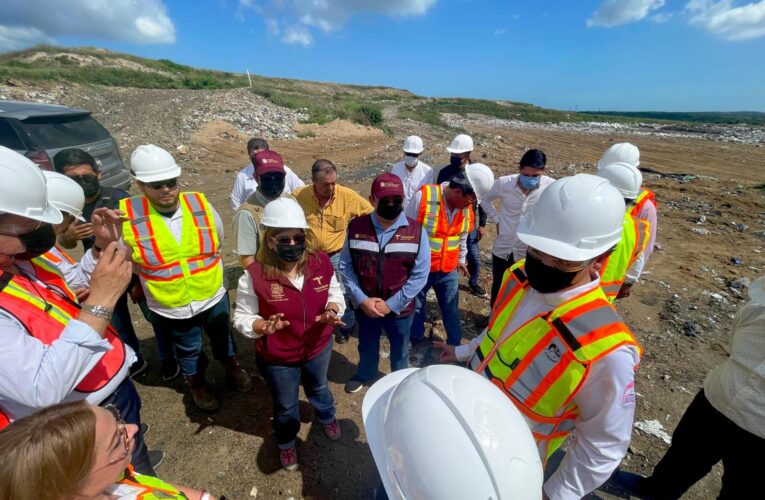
600 212 650 302
470 260 642 463
630 188 656 217
32 250 77 302
416 184 474 273
108 465 189 499
120 192 223 308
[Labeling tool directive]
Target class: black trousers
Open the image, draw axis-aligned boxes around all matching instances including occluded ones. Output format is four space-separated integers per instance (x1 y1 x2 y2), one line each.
490 253 515 308
650 389 763 499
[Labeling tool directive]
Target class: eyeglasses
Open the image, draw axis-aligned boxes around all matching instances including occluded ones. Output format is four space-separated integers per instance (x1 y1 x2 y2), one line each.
145 178 178 190
95 404 130 470
271 233 306 246
461 189 477 202
526 247 589 273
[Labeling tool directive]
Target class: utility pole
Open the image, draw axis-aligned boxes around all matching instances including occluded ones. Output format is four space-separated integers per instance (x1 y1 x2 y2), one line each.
246 69 252 87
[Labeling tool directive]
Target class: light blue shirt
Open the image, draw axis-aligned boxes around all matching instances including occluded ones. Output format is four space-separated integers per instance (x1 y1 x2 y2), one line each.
339 211 430 315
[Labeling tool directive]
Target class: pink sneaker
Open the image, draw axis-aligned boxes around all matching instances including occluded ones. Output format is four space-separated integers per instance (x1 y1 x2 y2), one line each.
279 446 298 471
322 419 342 441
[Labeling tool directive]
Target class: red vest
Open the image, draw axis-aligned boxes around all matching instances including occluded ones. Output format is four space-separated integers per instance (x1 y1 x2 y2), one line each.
0 270 127 428
347 215 422 316
246 252 335 364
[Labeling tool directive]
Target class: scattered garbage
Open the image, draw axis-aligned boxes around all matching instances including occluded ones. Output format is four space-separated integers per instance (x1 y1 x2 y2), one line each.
634 419 672 444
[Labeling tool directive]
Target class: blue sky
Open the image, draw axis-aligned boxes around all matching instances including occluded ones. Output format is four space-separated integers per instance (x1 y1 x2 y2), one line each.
2 0 764 111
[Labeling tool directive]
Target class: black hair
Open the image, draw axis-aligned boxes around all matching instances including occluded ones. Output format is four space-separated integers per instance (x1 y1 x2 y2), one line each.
53 148 97 174
311 159 337 178
448 171 474 194
247 138 269 154
520 149 546 169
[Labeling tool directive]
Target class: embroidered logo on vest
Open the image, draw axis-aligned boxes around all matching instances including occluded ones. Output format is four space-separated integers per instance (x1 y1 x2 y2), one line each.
270 283 286 301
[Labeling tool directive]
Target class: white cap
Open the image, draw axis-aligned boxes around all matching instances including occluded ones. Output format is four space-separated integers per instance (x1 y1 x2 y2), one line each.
43 171 86 222
130 144 181 183
597 161 643 200
517 174 625 262
446 134 474 154
402 135 424 154
363 365 543 500
260 197 309 229
749 276 765 306
464 163 494 203
597 142 640 170
0 146 62 224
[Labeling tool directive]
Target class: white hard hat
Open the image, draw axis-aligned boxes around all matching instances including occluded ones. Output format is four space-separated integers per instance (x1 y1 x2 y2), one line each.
402 135 424 154
597 161 643 200
130 144 181 183
260 197 309 229
446 134 474 154
464 163 494 203
0 146 62 224
517 174 625 262
363 365 543 500
597 142 640 169
749 276 765 306
43 171 86 222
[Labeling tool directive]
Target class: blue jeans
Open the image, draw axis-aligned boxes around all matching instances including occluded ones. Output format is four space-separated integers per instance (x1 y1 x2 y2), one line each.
466 227 480 287
111 292 143 365
100 378 153 475
410 269 462 346
352 310 413 382
329 252 356 335
153 294 237 377
256 341 336 448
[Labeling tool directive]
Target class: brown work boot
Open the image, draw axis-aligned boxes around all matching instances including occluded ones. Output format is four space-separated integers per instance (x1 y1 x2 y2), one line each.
224 357 253 393
185 375 220 412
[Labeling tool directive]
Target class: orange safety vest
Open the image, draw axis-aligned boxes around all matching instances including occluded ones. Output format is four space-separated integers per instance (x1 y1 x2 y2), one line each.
470 261 642 462
416 184 475 273
600 212 650 302
630 188 657 218
0 269 127 429
32 245 78 302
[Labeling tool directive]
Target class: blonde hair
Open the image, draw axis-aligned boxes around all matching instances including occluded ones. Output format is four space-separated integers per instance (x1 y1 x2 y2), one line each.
0 401 96 500
256 226 319 280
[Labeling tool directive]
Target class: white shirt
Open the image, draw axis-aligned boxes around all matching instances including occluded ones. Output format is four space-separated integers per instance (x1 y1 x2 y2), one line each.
230 163 305 210
704 299 765 439
232 268 346 339
405 182 468 265
0 263 134 423
390 159 434 208
636 195 658 264
456 277 640 500
482 174 555 261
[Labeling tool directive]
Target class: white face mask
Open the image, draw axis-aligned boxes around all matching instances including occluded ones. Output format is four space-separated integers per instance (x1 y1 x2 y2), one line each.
404 155 418 168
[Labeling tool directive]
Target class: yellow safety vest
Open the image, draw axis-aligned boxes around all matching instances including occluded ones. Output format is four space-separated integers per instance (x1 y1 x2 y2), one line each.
416 184 474 273
107 465 189 499
600 212 650 302
120 193 223 308
470 261 642 463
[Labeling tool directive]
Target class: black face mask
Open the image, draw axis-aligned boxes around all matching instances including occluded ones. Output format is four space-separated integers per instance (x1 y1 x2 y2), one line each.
449 155 464 168
376 201 404 221
259 173 286 200
524 250 580 294
15 224 57 260
73 175 101 198
276 241 305 262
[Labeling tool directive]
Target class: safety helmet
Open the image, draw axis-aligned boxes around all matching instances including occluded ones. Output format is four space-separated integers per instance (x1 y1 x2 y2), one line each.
402 135 424 154
130 144 181 183
260 197 309 229
464 163 495 203
597 162 642 200
363 365 543 500
516 174 625 262
446 134 474 154
43 171 86 222
749 276 765 306
597 142 640 170
0 146 62 224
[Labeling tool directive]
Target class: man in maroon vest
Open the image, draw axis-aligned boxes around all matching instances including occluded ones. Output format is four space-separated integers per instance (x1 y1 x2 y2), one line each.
339 174 431 393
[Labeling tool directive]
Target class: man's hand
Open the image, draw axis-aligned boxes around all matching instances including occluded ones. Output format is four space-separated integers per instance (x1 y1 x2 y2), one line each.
360 298 385 318
458 263 470 277
63 221 94 243
374 299 391 316
616 282 634 300
73 287 91 302
257 313 290 335
91 207 126 249
433 341 458 363
316 304 346 326
477 226 485 241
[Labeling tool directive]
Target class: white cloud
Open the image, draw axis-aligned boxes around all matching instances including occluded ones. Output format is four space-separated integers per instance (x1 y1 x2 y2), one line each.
685 0 765 40
587 0 666 27
0 0 175 51
494 28 506 35
651 11 674 22
282 25 313 47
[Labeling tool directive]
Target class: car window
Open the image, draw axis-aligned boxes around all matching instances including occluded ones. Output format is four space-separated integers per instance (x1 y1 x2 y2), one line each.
21 114 110 148
0 119 25 150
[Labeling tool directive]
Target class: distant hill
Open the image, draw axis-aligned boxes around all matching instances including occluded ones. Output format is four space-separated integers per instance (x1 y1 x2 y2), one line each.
581 111 765 126
1 45 761 128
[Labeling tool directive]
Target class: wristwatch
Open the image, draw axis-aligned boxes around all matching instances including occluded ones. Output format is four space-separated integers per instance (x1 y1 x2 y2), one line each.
80 304 114 320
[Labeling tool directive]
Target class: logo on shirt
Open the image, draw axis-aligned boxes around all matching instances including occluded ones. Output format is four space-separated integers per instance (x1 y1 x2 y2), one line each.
544 344 562 363
270 283 285 300
622 381 637 404
312 276 324 287
395 234 415 241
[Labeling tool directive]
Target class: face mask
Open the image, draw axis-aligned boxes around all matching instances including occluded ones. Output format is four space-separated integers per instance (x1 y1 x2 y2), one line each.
74 175 100 198
15 224 57 260
524 250 580 294
376 201 404 220
519 174 540 190
259 173 285 199
276 241 305 262
404 156 418 168
449 155 464 168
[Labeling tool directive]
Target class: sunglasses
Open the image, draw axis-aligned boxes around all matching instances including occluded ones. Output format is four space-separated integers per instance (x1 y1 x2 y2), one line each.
145 178 178 190
271 233 306 246
404 153 420 158
527 247 588 273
